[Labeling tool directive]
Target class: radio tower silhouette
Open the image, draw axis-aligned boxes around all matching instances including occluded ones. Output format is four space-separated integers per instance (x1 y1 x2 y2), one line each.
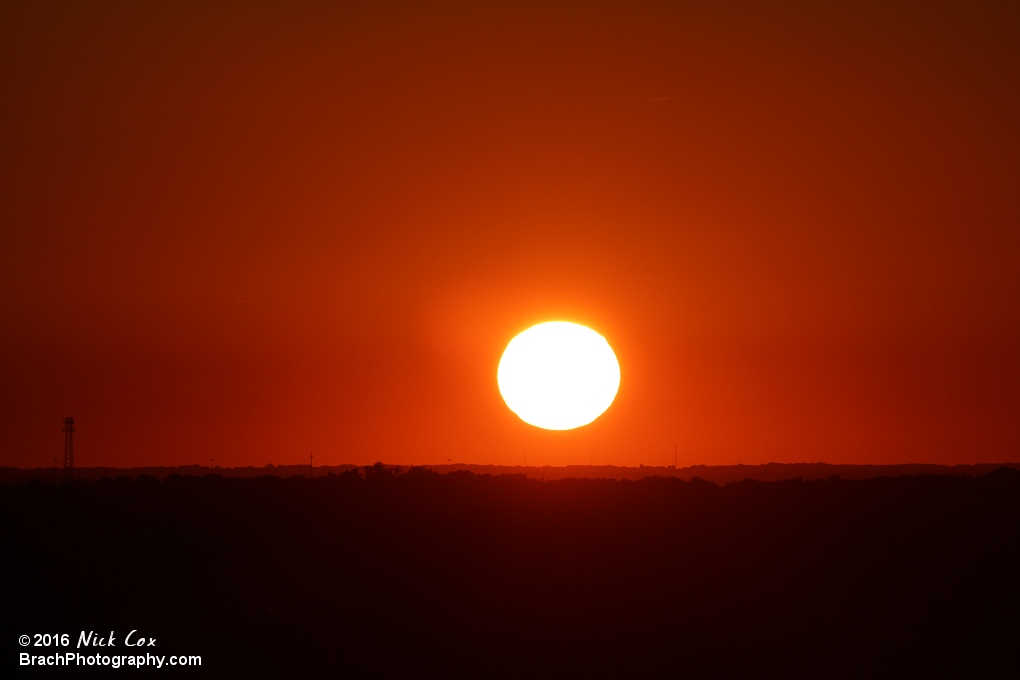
63 417 74 481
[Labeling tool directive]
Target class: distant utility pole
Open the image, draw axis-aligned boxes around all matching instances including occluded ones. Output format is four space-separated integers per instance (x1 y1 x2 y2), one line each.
310 451 313 477
674 444 677 470
62 417 74 481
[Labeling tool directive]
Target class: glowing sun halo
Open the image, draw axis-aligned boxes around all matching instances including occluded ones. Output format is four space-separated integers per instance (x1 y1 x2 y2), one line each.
497 321 621 430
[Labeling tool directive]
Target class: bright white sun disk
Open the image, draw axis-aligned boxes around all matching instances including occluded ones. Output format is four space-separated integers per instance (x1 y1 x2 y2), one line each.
497 321 620 430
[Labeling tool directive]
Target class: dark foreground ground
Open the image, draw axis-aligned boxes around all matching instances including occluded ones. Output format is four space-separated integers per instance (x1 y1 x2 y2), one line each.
6 467 1020 678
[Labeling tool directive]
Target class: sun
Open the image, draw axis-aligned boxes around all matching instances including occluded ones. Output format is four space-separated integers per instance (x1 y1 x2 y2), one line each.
497 321 620 430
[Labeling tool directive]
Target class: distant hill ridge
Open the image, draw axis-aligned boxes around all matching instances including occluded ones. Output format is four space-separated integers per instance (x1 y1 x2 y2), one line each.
3 461 1018 485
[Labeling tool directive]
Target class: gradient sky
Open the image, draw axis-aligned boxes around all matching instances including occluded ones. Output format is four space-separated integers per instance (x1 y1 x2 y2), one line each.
2 0 1018 468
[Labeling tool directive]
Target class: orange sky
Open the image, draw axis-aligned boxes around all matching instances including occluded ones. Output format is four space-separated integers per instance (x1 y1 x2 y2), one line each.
2 1 1018 468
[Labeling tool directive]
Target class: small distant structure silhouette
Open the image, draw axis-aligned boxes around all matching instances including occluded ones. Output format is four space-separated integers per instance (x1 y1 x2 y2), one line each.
310 451 313 477
62 417 74 481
